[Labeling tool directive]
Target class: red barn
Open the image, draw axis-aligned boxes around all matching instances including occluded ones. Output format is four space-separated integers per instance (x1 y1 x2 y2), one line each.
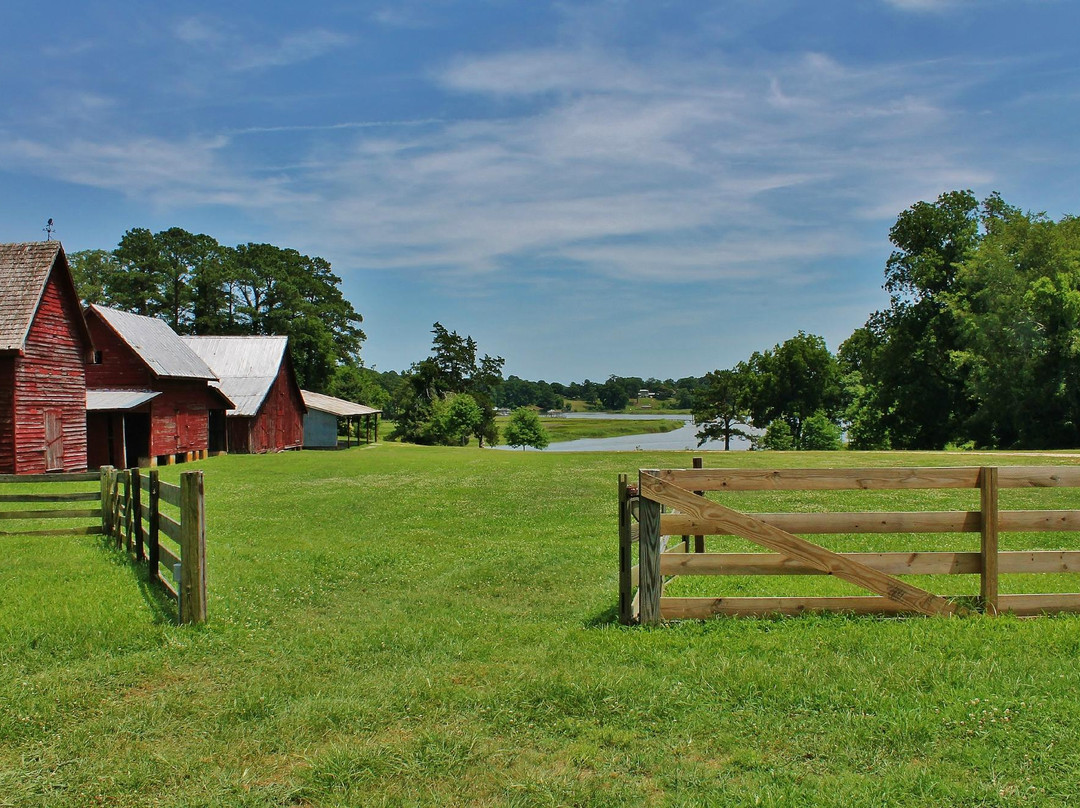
0 242 93 474
181 336 306 454
84 305 233 469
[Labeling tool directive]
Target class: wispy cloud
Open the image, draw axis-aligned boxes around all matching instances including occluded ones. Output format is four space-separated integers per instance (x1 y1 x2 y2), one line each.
232 29 352 70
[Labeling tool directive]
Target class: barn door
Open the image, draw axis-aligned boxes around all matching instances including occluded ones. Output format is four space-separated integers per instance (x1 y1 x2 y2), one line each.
44 410 63 471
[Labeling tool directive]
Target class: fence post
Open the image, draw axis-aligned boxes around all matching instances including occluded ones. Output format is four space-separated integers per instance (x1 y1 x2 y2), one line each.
618 474 633 625
148 471 160 586
179 471 207 624
123 470 133 552
132 471 144 561
980 466 999 615
100 466 113 536
693 456 705 553
638 470 663 626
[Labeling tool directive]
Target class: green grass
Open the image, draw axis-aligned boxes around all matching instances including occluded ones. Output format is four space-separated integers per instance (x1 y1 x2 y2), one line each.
530 416 685 443
4 447 1080 806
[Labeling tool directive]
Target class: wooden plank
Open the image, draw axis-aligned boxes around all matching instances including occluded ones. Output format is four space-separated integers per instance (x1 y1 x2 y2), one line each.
998 467 1080 489
998 593 1080 616
158 512 182 542
661 510 982 536
0 508 101 520
158 574 178 599
157 482 182 508
0 492 101 503
980 467 999 615
640 472 960 616
148 471 160 590
179 471 207 624
638 472 663 625
157 542 181 570
655 467 981 492
132 470 143 562
0 525 104 537
660 551 983 576
663 538 688 554
999 551 1080 573
0 472 100 483
660 596 914 619
618 474 634 626
693 456 705 553
660 509 1080 535
999 511 1080 531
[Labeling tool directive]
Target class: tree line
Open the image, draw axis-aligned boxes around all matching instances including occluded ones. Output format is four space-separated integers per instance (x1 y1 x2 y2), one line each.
70 228 366 393
694 190 1080 450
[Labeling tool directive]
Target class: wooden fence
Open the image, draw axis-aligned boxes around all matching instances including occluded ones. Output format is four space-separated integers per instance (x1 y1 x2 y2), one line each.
619 463 1080 625
0 471 103 537
101 466 207 624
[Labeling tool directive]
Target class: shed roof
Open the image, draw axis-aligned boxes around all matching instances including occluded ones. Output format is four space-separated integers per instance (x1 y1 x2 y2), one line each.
86 389 161 412
301 390 382 418
0 241 91 354
182 335 294 417
88 305 218 380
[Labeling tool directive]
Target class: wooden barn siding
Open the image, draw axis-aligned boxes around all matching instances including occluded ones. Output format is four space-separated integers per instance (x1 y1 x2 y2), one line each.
149 382 211 457
13 271 88 473
0 358 14 473
84 317 153 389
234 362 304 454
227 417 250 454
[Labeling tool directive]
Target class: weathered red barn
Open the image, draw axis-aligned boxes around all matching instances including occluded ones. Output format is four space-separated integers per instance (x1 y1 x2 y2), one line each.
84 305 233 469
181 336 306 454
0 242 93 474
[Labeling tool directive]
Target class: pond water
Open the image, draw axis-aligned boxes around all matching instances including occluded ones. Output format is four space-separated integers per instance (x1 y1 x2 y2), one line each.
493 413 755 452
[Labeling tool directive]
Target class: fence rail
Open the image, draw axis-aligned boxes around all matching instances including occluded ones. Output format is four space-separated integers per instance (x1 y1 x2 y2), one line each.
0 472 104 537
620 463 1080 625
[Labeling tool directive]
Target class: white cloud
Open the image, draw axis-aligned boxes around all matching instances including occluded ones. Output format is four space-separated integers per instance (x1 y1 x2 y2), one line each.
232 29 352 70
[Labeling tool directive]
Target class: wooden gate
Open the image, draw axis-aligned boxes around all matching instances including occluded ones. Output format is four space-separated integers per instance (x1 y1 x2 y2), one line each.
620 464 1080 625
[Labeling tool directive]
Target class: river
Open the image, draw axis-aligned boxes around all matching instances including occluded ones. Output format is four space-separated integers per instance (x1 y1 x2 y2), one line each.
493 412 754 452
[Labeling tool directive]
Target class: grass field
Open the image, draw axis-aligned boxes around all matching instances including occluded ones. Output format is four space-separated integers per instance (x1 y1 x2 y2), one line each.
530 416 684 443
4 446 1080 806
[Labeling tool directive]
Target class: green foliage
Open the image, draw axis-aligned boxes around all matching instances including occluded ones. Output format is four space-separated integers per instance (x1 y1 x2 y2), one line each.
422 393 483 446
761 419 795 450
744 332 843 446
70 228 366 392
801 411 842 450
598 376 630 411
392 324 504 445
503 407 550 449
692 367 753 450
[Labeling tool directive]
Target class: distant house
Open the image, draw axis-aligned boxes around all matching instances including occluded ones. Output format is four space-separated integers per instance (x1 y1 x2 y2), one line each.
301 390 381 448
181 336 306 454
83 305 232 469
0 242 93 474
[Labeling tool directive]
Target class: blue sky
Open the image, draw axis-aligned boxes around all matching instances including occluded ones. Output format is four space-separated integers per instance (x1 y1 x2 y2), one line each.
3 1 1078 382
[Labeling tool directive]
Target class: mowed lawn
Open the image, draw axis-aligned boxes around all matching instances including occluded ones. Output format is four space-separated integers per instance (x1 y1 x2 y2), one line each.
4 446 1080 806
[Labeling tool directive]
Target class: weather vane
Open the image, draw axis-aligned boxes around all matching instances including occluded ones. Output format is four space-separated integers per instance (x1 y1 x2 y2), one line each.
43 218 55 241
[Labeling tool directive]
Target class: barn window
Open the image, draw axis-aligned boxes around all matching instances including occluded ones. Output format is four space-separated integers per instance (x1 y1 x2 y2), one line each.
92 350 103 364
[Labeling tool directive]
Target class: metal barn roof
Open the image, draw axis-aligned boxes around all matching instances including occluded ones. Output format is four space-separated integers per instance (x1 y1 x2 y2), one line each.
301 390 382 417
89 305 218 380
182 336 290 417
86 389 161 411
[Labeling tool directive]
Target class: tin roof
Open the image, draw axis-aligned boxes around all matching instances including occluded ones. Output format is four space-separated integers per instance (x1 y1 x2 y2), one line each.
301 390 381 417
0 241 91 353
89 305 218 380
183 335 292 417
86 389 161 411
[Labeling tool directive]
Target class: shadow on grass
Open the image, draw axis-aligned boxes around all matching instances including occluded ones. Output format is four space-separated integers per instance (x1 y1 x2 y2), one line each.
95 533 178 625
583 602 621 628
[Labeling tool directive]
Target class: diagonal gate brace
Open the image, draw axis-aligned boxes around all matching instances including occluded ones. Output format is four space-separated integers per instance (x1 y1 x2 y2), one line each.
639 471 962 617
